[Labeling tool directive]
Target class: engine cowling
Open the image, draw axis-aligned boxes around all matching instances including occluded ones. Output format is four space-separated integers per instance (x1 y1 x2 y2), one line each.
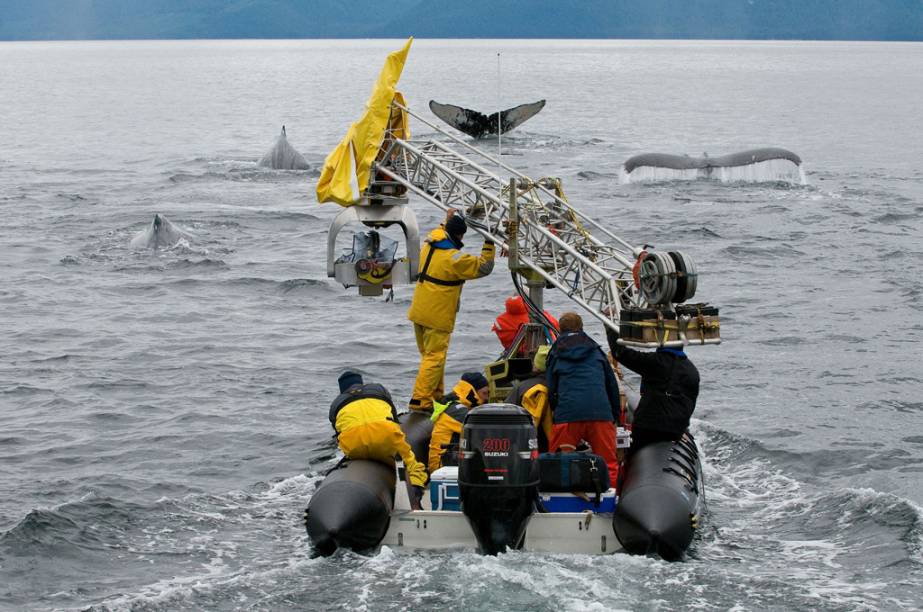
458 403 539 555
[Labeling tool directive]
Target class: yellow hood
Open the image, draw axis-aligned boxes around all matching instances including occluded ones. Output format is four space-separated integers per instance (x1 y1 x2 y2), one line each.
451 379 479 408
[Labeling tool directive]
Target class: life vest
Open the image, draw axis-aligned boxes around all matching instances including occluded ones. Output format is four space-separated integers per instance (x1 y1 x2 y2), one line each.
328 383 397 430
428 397 471 472
428 379 481 471
407 227 495 332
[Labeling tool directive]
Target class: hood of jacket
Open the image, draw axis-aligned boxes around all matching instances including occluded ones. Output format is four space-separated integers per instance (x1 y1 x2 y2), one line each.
430 380 478 422
451 379 479 407
505 295 527 316
427 226 463 250
552 331 601 361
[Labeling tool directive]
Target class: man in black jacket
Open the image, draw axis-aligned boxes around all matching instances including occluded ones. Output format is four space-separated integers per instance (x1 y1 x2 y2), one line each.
605 326 699 455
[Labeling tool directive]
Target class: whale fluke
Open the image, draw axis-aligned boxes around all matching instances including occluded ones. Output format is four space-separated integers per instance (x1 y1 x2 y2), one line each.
622 148 804 184
130 214 193 250
259 125 310 170
429 100 545 139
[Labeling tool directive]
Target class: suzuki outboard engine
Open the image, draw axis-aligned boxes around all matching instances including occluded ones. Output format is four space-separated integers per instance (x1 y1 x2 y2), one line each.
458 404 539 555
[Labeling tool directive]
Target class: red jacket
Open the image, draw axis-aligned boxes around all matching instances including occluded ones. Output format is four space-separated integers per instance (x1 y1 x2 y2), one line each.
492 296 560 349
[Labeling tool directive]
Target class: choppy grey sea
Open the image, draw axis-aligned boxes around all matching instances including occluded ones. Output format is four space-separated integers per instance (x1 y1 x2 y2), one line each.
1 39 922 610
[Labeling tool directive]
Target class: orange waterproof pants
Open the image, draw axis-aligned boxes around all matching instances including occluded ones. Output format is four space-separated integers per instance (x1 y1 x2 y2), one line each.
549 421 619 486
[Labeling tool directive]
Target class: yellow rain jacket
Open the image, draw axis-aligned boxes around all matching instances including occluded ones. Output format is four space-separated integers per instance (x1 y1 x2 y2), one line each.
427 379 480 473
506 375 553 449
332 395 428 488
520 382 553 444
407 227 496 333
316 38 412 206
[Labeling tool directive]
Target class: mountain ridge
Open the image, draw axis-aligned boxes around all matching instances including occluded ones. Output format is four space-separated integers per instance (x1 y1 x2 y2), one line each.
1 0 921 41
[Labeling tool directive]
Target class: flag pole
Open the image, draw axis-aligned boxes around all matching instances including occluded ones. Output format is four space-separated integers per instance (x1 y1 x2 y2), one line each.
497 52 501 162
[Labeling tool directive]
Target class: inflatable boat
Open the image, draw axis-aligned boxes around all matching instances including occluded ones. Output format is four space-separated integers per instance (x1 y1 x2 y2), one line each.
304 405 704 560
306 39 715 562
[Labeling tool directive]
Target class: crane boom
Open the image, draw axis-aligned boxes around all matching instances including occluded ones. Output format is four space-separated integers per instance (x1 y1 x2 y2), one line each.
372 102 641 333
334 100 719 349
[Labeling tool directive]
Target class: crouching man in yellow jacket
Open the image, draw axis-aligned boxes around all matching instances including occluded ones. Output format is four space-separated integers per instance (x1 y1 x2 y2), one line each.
330 371 429 509
428 372 490 473
407 209 495 412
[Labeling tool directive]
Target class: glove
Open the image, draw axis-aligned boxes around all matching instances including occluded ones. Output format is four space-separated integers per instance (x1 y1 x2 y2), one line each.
605 325 622 356
408 485 424 511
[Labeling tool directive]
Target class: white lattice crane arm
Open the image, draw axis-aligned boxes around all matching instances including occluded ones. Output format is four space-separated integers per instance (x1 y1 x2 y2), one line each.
365 102 716 347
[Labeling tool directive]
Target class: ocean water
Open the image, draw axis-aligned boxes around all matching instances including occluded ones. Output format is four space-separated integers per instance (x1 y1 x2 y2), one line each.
1 39 922 610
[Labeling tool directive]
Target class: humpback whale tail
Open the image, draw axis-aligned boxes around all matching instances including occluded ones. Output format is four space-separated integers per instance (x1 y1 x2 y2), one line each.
429 100 545 139
621 147 805 184
130 214 193 250
259 125 310 170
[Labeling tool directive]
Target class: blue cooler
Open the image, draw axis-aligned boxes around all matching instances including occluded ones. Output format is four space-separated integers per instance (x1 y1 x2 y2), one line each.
539 489 617 513
430 466 461 511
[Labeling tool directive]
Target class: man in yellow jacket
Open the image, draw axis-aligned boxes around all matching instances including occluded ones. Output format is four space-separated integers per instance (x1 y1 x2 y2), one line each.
407 209 495 412
428 372 490 473
505 345 553 451
330 371 429 509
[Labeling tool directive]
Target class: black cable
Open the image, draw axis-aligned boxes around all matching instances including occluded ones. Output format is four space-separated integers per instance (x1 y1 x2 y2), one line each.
513 273 549 328
511 271 556 336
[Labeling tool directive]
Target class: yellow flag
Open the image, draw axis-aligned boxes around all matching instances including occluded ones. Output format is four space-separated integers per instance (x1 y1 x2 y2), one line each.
316 37 413 206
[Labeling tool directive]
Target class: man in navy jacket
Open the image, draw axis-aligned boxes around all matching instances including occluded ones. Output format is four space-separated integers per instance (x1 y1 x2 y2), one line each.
546 312 622 484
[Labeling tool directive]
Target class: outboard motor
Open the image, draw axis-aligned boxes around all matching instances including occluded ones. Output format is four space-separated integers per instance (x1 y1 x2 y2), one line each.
458 404 539 555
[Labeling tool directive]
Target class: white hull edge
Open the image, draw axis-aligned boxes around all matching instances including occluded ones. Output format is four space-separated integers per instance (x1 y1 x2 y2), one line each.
382 510 622 555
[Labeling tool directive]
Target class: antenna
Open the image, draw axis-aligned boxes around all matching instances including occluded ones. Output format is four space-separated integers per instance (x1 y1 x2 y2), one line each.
497 52 501 162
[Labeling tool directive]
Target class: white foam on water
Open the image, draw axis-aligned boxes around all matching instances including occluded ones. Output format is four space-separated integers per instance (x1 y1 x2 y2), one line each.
89 550 323 611
342 545 663 610
76 472 325 610
836 486 923 562
254 473 321 502
167 238 208 256
689 423 923 609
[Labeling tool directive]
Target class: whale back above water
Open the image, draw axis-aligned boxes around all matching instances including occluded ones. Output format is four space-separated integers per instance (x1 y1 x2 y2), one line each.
259 125 310 170
130 214 192 250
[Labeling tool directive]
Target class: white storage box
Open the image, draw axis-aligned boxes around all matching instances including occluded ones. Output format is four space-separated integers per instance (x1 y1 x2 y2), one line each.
429 466 460 511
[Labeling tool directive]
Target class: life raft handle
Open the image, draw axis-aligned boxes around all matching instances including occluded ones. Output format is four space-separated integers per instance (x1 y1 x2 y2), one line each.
663 466 696 491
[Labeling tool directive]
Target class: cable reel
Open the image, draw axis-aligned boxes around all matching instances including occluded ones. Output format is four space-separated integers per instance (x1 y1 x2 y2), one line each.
636 250 698 306
668 251 697 303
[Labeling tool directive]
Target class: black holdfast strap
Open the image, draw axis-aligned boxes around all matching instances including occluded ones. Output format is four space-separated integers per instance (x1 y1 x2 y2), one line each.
588 457 603 506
